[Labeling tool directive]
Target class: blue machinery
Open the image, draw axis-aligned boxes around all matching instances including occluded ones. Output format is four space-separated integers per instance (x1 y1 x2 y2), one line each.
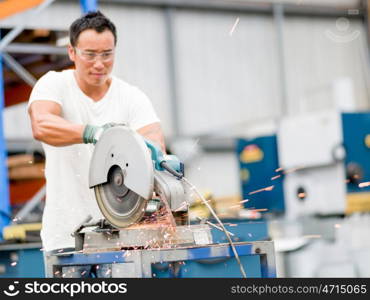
342 113 370 198
0 243 44 278
237 135 284 214
236 111 370 277
79 0 98 14
237 112 370 215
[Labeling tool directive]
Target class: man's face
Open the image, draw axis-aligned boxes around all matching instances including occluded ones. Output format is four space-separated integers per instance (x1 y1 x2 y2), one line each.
68 29 115 87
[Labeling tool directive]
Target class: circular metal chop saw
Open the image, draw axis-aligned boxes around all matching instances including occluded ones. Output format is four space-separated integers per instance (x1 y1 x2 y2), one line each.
89 125 188 228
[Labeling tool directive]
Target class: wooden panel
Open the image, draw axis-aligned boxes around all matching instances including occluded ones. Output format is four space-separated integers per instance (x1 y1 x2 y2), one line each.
8 163 45 180
9 178 45 205
4 83 32 107
7 154 34 168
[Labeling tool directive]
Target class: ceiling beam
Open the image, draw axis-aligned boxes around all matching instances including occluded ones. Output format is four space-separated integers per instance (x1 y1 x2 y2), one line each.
0 0 45 20
62 0 364 18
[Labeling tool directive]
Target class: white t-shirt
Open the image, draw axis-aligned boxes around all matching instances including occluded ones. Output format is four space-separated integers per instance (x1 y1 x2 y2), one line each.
28 70 160 251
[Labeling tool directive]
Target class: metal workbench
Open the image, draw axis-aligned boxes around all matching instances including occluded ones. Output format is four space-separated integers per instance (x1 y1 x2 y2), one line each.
50 240 276 278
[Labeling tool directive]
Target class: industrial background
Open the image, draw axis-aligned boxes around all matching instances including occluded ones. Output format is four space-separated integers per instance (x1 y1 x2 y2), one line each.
0 0 370 278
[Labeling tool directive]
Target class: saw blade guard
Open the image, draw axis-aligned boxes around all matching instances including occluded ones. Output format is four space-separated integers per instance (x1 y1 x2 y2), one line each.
89 125 154 227
89 125 154 198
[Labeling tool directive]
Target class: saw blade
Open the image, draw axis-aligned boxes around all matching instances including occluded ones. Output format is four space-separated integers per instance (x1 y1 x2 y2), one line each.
94 165 147 228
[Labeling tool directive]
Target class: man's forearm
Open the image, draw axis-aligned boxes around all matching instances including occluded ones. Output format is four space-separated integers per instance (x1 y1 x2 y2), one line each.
31 113 84 146
30 105 166 149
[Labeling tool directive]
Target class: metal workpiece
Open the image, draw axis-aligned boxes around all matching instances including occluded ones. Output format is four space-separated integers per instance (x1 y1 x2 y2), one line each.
145 199 161 214
79 224 212 252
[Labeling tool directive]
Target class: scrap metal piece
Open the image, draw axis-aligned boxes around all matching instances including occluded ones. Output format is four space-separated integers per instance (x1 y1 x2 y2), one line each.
81 224 213 252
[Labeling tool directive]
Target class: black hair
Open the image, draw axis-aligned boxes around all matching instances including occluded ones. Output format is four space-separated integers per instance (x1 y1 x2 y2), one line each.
69 11 117 47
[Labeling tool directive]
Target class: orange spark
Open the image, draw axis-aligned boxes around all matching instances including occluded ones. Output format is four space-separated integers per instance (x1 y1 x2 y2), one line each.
248 185 274 195
359 182 370 188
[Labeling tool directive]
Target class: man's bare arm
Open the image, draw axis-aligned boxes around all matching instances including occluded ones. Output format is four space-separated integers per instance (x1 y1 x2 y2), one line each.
137 122 166 153
28 100 84 146
30 101 166 149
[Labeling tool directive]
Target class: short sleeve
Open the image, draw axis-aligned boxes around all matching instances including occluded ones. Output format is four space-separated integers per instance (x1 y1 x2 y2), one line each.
28 71 63 108
127 87 160 130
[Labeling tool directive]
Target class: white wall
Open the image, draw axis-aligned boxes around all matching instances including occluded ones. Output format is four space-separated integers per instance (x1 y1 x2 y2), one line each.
185 152 242 198
173 10 281 136
103 6 174 136
284 17 370 115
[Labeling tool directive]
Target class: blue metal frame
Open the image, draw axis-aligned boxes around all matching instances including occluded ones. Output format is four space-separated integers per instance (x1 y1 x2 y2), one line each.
0 49 11 241
80 0 98 14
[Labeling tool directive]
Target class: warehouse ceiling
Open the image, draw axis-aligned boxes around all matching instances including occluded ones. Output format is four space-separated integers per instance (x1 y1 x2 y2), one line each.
91 0 364 9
